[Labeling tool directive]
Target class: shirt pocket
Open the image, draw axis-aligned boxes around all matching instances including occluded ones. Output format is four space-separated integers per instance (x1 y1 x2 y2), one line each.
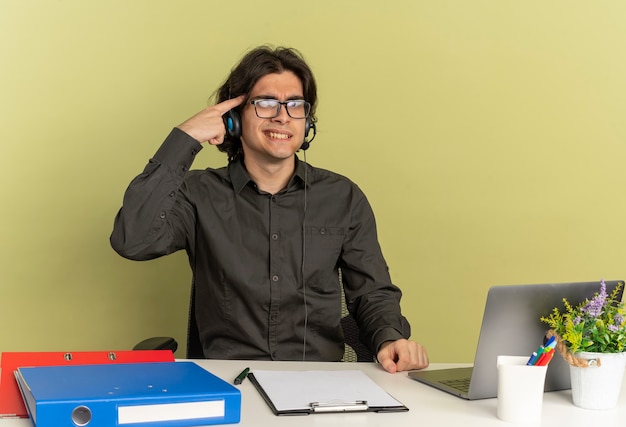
306 226 345 246
304 226 345 270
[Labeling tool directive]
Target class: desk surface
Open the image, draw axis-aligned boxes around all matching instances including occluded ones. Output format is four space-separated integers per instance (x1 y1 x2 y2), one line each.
2 359 625 426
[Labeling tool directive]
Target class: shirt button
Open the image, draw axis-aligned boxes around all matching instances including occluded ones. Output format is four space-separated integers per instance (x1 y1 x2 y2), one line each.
320 228 326 235
271 196 277 203
271 351 277 358
159 211 166 219
271 233 279 240
169 191 175 198
272 275 279 282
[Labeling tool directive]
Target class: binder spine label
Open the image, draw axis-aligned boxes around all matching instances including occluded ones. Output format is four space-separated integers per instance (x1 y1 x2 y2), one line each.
118 400 226 424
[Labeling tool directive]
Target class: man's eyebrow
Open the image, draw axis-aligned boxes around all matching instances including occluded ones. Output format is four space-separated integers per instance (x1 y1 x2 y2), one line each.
250 94 305 100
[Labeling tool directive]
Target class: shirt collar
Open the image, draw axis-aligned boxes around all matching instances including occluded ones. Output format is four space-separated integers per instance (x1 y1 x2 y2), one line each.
229 158 251 194
229 156 310 194
293 156 309 188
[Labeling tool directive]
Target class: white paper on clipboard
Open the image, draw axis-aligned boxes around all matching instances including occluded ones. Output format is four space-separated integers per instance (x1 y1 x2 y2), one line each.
249 370 407 414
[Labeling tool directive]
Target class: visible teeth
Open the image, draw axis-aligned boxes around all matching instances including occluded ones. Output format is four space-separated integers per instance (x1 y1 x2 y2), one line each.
267 132 289 140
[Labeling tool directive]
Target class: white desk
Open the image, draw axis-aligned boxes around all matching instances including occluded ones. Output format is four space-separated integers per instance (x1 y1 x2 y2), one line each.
2 360 625 426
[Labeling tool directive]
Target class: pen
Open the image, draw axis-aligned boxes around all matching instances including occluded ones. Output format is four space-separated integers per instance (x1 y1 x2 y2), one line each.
234 367 250 385
532 345 546 364
536 349 555 366
526 352 538 366
534 351 549 366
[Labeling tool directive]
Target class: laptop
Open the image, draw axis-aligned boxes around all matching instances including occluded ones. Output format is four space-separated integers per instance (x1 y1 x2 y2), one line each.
408 280 624 400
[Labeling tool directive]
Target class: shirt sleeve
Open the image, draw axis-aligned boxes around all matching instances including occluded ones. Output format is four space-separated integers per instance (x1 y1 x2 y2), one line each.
110 128 202 260
339 188 412 354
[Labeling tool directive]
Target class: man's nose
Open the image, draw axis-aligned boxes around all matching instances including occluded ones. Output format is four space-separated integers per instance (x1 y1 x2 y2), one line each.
272 104 290 122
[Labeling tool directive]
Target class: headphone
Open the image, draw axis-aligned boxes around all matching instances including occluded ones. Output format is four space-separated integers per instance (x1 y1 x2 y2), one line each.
224 110 316 151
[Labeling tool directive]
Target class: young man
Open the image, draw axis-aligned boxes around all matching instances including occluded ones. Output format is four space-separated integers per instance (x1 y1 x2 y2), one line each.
110 46 428 373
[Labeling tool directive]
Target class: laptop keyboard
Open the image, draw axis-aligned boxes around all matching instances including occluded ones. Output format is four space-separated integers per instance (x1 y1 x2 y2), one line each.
441 378 471 393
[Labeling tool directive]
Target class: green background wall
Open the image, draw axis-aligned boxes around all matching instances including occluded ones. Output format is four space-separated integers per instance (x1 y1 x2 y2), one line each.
2 1 625 363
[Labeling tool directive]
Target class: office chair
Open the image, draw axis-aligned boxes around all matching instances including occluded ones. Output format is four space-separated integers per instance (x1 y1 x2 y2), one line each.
134 273 375 362
339 269 376 362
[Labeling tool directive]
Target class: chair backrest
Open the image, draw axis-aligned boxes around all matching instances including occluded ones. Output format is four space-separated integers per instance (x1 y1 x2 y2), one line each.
185 274 374 362
185 280 204 359
340 298 375 362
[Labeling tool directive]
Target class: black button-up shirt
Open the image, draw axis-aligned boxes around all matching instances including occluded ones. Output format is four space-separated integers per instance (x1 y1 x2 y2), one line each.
111 128 411 361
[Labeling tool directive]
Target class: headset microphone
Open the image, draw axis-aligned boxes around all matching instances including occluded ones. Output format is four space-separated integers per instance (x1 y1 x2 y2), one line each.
300 119 316 151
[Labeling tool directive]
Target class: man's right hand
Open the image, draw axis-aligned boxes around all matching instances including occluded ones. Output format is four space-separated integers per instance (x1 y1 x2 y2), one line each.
176 96 245 145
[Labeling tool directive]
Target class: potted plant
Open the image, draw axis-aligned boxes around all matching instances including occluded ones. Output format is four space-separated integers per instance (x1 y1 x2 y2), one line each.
541 279 626 409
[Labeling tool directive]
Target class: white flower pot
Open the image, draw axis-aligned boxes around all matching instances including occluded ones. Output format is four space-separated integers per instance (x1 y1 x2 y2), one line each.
569 351 626 409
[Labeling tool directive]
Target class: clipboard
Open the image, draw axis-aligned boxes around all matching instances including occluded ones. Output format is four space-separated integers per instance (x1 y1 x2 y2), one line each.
0 350 174 418
248 370 408 415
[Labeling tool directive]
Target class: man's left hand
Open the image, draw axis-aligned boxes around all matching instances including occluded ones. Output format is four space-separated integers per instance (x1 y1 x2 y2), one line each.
376 339 429 373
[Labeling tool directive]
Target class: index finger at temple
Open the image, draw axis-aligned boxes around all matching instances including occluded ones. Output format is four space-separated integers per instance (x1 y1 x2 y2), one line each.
214 95 245 115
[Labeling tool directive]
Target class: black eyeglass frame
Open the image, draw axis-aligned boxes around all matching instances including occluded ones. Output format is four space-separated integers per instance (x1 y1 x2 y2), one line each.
248 98 311 119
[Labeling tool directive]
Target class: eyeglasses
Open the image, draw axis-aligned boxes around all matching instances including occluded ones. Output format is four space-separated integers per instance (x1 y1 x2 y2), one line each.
249 98 311 119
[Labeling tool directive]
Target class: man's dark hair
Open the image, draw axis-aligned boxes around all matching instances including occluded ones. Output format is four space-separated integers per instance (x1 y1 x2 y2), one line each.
213 46 318 161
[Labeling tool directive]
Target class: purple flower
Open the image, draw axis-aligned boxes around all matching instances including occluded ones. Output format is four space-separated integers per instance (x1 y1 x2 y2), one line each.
573 316 582 325
609 324 619 332
581 280 607 318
